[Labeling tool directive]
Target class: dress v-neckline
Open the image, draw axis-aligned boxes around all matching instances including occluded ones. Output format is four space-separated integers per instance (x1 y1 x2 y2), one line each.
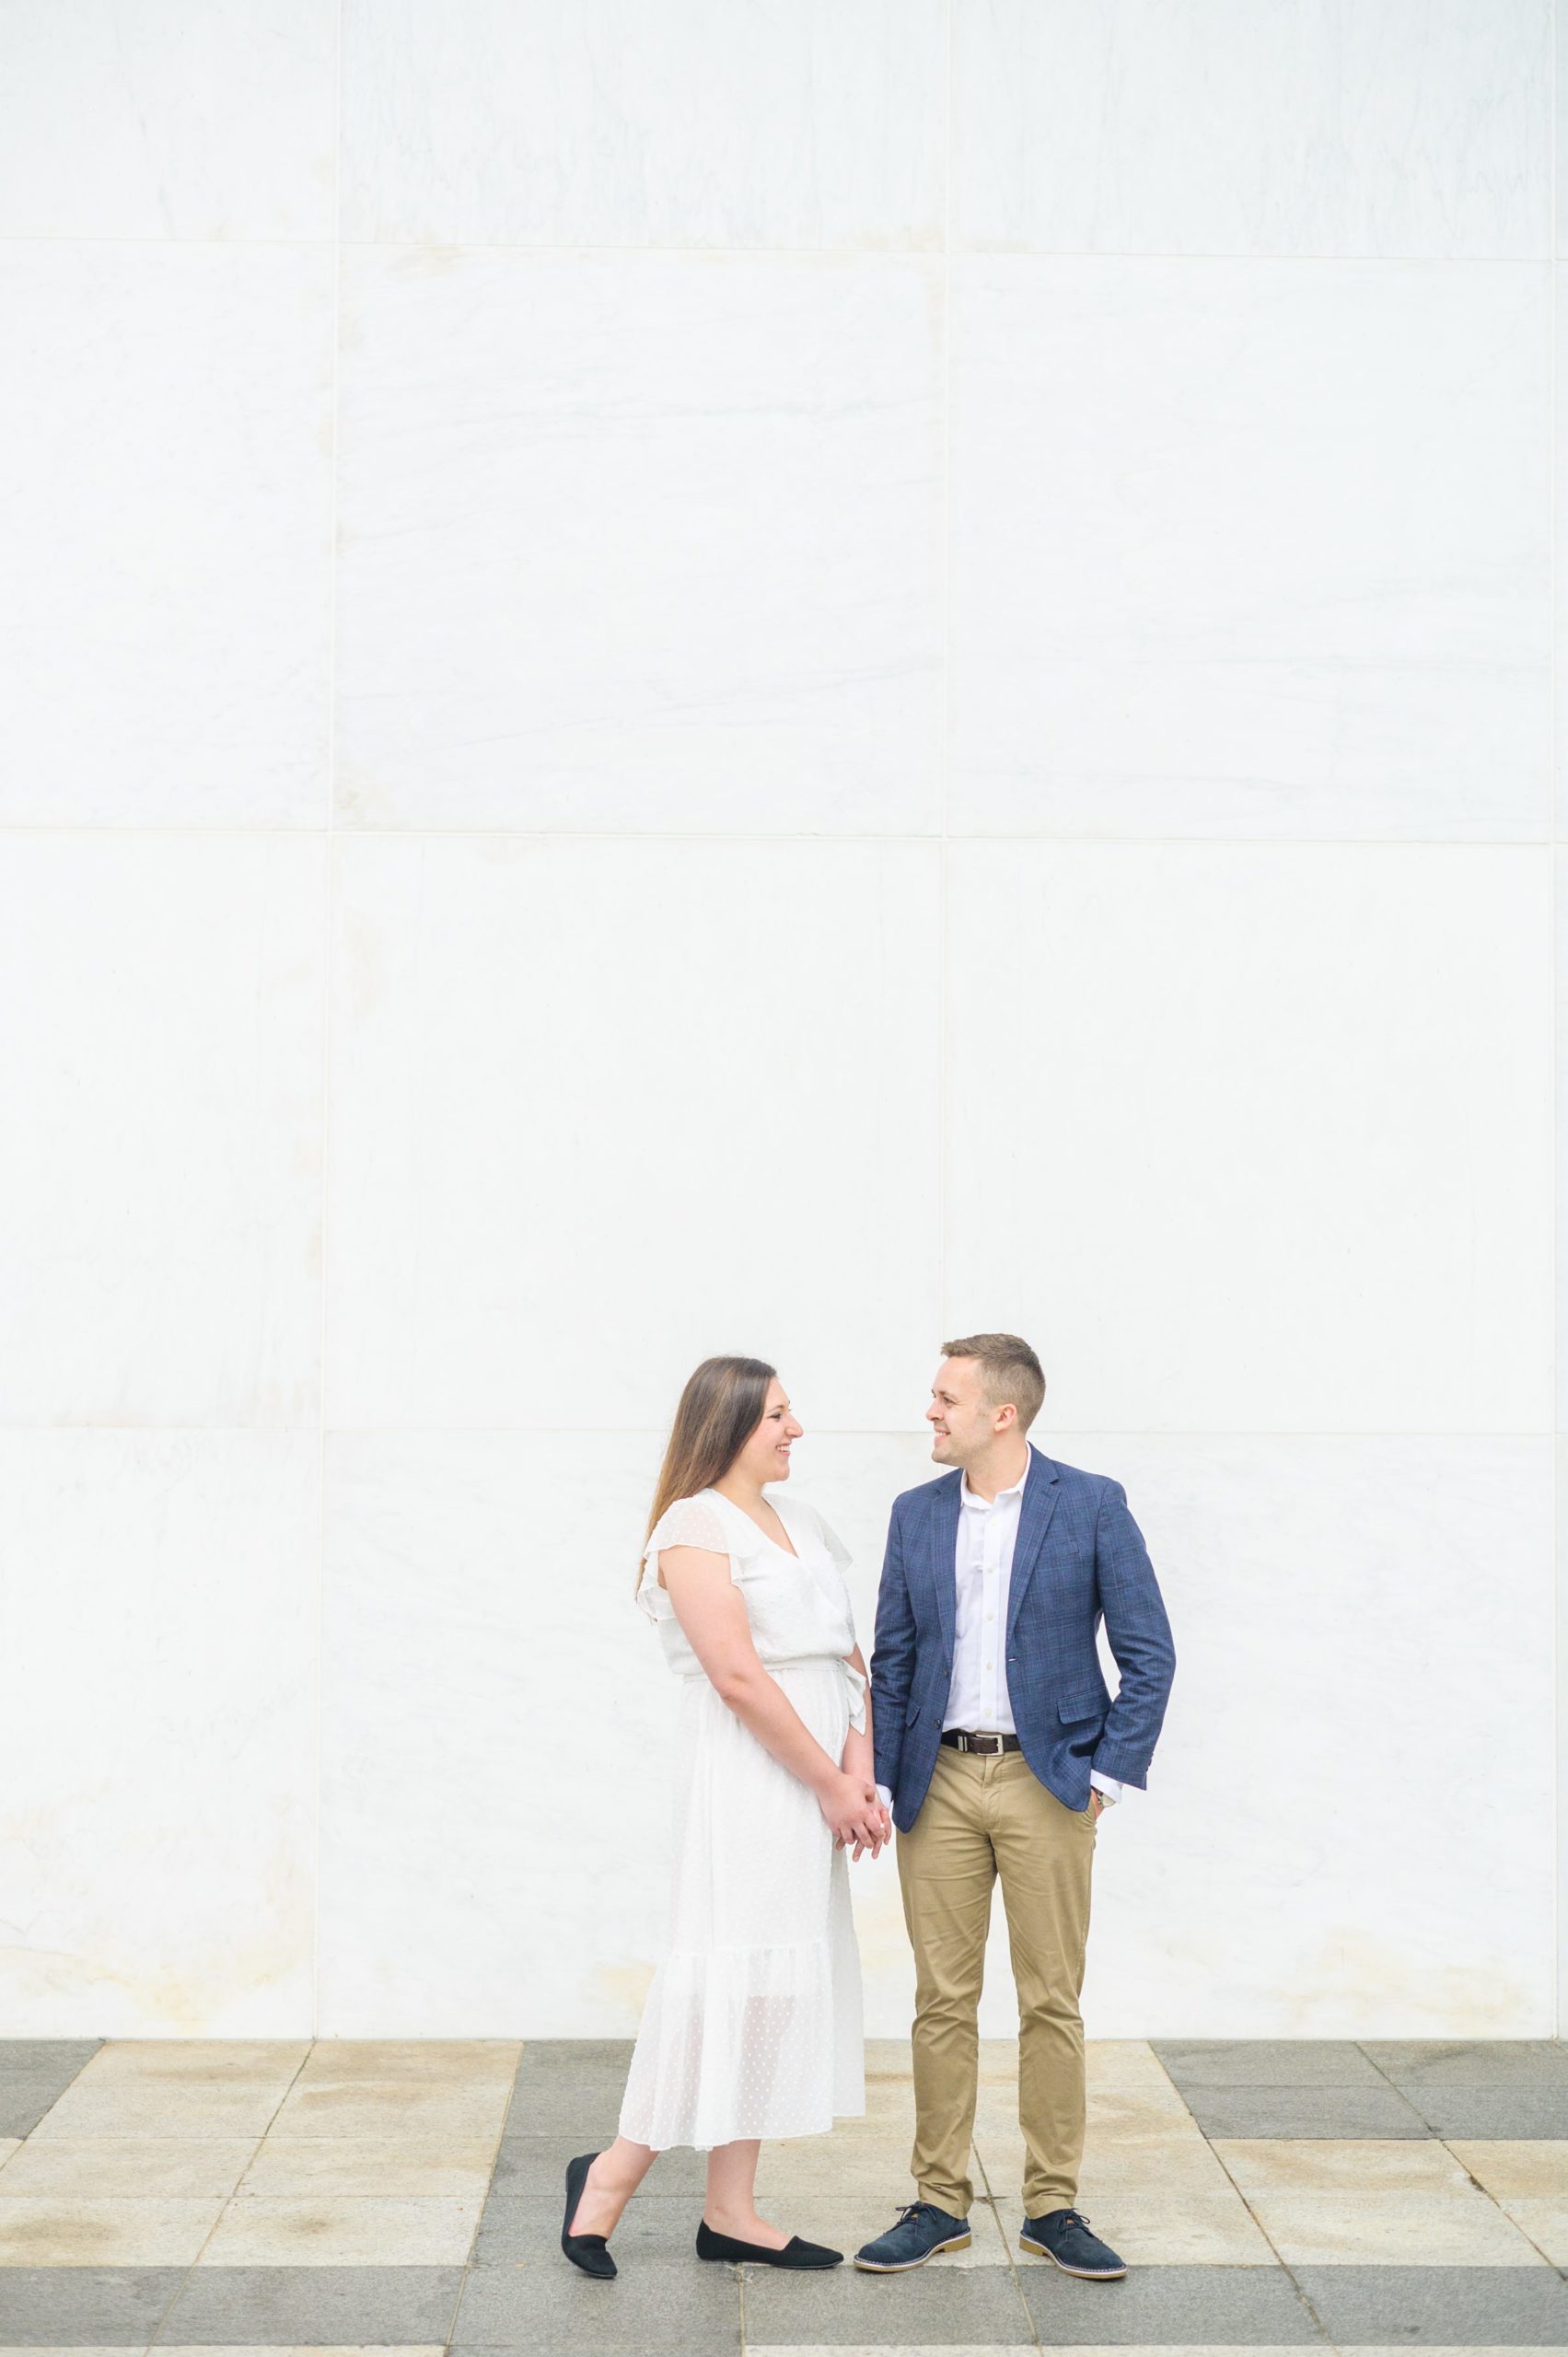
708 1487 800 1562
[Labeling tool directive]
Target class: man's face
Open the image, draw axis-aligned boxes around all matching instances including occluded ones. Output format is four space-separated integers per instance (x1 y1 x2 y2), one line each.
926 1356 1005 1467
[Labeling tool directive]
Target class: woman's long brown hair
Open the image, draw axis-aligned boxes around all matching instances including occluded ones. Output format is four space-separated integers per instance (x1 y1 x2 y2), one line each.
639 1354 776 1585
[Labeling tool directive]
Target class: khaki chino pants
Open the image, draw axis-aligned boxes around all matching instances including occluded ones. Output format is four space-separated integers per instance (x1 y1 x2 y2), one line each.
896 1740 1097 2218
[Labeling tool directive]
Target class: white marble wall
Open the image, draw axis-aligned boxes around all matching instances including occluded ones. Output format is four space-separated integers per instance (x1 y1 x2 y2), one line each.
2 0 1560 2040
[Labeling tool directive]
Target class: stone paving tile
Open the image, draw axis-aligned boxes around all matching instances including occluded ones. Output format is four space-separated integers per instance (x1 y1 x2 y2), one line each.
196 2194 482 2267
0 2194 224 2267
755 2137 923 2197
0 2263 183 2341
993 2190 1276 2267
746 2345 1040 2357
496 2079 626 2137
1475 2198 1568 2267
1293 2260 1568 2343
0 2047 107 2142
978 2131 1237 2199
1405 2091 1568 2141
0 2136 257 2196
1452 2144 1568 2199
0 2043 104 2068
477 2190 699 2266
158 2262 464 2343
1178 2086 1431 2141
748 2348 1327 2357
1078 2088 1206 2133
451 2247 741 2349
1362 2043 1568 2088
1242 2189 1548 2267
1016 2261 1329 2342
25 2081 291 2144
1214 2138 1476 2194
1086 2042 1178 2091
504 2072 632 2117
1155 2041 1387 2089
489 2130 706 2197
514 2039 635 2073
234 2134 496 2199
1341 2348 1568 2357
292 2043 519 2088
740 2260 1033 2346
265 2081 511 2143
70 2045 307 2087
969 2085 1195 2138
1450 2145 1568 2266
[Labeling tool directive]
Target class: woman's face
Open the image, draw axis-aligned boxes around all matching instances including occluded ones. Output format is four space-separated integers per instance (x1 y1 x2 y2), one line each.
736 1376 804 1485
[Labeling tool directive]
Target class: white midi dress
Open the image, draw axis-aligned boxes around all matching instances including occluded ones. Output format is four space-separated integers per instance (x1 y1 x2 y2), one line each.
617 1484 867 2151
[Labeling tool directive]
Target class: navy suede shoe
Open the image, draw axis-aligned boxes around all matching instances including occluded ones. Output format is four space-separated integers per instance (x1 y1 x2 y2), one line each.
854 2199 971 2271
1019 2205 1126 2279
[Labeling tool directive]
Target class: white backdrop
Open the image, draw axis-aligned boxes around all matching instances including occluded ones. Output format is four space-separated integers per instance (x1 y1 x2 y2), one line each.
0 0 1560 2040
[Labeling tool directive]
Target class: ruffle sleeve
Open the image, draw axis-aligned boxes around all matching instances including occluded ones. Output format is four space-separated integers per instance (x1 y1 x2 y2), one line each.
813 1508 853 1575
637 1493 732 1618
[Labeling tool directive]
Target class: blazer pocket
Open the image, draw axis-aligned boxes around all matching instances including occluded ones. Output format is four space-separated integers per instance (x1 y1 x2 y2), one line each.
904 1697 926 1725
1058 1687 1109 1723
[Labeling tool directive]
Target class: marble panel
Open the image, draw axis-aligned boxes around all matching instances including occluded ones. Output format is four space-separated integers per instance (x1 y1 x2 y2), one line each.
326 838 941 1432
954 0 1551 258
950 261 1550 840
0 0 337 239
0 836 326 1423
341 0 944 250
0 1434 318 2036
945 845 1552 1433
0 247 333 826
336 250 941 834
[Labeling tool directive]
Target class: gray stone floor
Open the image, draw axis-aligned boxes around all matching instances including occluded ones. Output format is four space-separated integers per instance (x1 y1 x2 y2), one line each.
0 2036 1565 2350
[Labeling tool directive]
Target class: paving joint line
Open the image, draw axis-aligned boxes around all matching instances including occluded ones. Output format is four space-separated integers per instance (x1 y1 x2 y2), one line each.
1195 2107 1338 2347
970 2132 1043 2349
145 2040 316 2349
442 2040 522 2355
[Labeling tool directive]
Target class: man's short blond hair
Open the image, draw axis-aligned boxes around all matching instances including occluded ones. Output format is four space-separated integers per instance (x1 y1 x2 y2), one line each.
940 1332 1046 1434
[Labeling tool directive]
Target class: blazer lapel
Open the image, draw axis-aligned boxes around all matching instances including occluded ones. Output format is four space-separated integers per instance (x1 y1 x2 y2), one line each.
1005 1445 1062 1646
928 1473 961 1664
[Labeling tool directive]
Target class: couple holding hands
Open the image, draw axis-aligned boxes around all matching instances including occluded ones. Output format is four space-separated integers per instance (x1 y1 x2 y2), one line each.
563 1332 1176 2286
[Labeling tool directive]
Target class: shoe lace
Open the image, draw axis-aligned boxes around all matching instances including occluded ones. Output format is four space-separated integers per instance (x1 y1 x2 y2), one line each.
896 2200 943 2225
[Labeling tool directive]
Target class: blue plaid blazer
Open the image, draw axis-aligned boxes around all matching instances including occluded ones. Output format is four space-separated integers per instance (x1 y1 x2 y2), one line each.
869 1443 1176 1829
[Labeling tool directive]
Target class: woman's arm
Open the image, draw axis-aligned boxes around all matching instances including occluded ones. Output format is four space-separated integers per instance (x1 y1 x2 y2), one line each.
660 1546 883 1852
840 1641 889 1857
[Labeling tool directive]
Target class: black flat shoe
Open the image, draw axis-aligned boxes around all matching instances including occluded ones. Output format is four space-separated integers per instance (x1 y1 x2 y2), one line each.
695 2217 842 2268
562 2150 617 2278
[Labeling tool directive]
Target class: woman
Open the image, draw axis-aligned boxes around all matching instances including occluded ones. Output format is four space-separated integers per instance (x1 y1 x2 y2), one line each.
562 1354 886 2277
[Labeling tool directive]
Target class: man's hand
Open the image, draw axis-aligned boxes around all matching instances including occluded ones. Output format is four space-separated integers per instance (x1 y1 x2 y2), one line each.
851 1794 893 1859
820 1770 887 1859
1089 1789 1106 1820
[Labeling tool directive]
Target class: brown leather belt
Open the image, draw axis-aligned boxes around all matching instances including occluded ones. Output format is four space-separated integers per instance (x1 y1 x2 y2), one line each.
940 1728 1021 1755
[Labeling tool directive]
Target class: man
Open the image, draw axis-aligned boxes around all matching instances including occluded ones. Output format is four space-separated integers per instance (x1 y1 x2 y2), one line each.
855 1333 1175 2282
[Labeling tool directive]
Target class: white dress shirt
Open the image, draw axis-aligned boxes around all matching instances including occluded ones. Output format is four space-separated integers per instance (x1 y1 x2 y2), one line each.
874 1459 1122 1818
